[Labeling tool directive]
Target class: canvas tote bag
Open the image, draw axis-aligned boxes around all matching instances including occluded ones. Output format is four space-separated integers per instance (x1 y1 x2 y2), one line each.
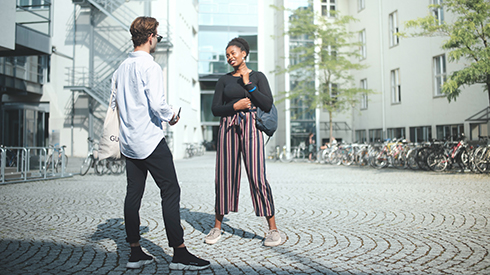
98 78 121 160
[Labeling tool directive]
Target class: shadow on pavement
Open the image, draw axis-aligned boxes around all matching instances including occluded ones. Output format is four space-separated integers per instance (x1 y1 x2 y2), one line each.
180 208 262 241
90 218 172 266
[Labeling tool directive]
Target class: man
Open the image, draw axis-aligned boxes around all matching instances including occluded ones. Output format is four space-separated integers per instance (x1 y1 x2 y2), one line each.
111 16 209 271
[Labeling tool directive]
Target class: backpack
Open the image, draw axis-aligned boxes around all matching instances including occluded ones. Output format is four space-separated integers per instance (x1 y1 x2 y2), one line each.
255 104 278 137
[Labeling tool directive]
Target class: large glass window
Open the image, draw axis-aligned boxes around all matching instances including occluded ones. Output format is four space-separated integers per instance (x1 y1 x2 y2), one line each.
433 54 446 96
199 1 258 26
198 31 257 74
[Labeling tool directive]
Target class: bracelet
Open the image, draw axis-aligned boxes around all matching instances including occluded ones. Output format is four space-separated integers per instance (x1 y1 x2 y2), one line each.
248 86 257 93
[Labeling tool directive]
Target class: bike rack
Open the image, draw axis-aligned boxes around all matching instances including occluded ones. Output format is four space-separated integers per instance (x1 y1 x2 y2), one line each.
0 146 72 185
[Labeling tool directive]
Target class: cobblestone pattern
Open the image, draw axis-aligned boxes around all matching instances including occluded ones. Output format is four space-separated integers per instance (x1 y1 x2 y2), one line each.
1 152 489 274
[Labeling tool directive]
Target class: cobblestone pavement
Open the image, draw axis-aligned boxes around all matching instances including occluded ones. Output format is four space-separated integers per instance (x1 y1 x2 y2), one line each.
1 152 490 274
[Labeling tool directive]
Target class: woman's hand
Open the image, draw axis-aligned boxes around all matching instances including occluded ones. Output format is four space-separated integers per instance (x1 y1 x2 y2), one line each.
233 98 251 111
240 70 250 85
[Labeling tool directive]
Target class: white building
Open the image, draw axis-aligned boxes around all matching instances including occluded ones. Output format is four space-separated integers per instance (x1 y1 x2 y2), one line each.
1 0 201 159
268 0 489 153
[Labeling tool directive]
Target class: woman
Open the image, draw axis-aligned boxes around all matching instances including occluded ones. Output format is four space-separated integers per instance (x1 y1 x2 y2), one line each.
205 37 281 247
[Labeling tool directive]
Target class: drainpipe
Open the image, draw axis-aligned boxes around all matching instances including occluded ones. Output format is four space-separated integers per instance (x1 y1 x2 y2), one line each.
378 0 386 139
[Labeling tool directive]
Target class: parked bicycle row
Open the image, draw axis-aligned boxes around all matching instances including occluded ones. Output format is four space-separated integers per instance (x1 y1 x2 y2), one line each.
183 142 206 159
79 138 125 176
268 135 490 173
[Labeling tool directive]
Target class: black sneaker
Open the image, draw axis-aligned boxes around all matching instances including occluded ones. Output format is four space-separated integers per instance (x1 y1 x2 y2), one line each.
126 249 154 269
169 248 210 271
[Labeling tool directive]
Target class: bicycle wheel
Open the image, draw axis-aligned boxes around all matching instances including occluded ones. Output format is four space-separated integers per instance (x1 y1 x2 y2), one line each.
95 159 107 175
80 155 93 176
427 152 448 172
45 154 54 172
416 147 431 171
474 147 490 173
406 148 419 170
109 160 121 174
279 151 292 163
328 151 342 165
342 153 354 166
371 150 388 169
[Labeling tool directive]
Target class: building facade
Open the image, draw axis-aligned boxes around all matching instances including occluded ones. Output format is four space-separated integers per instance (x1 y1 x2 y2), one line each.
269 0 489 153
1 0 201 159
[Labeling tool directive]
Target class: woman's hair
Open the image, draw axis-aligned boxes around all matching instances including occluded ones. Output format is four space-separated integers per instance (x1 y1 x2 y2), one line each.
130 16 159 48
226 37 250 59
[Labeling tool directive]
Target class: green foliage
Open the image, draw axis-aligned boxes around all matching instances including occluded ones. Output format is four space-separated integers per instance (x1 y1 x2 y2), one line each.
274 2 370 116
404 0 490 104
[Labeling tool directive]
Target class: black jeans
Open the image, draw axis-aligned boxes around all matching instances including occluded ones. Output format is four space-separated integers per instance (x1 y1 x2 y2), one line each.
124 138 184 247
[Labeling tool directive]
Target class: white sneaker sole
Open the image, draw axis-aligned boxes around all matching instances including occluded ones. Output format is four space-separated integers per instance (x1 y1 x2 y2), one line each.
264 237 282 247
169 262 210 270
205 234 221 244
126 258 154 269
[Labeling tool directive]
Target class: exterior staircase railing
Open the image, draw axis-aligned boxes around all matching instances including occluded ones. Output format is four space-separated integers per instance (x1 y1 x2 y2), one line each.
67 0 172 106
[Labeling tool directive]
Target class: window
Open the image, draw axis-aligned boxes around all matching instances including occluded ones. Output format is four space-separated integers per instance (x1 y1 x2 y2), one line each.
355 130 367 143
360 79 368 110
369 129 382 142
436 124 464 141
431 0 444 25
17 0 50 9
359 29 366 60
409 126 432 142
387 127 405 140
470 123 488 140
389 11 399 47
321 0 336 18
433 54 446 96
391 69 401 104
358 0 365 11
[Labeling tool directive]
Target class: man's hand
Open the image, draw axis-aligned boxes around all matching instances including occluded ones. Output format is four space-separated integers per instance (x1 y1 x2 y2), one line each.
169 113 179 126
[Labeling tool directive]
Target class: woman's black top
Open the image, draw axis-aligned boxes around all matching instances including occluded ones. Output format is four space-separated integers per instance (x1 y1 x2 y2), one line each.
212 70 273 117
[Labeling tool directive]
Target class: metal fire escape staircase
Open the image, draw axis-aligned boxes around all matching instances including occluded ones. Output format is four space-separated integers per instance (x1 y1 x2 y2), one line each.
65 0 172 106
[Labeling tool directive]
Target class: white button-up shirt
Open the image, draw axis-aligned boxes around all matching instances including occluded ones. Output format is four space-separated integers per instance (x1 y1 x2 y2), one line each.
112 51 174 159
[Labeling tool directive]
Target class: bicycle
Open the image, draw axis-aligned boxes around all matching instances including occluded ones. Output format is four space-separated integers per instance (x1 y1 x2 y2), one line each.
0 145 18 168
45 145 68 173
279 142 306 162
80 138 98 176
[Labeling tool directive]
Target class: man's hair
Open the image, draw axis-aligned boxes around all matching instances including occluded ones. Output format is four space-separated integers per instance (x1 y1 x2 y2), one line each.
226 37 250 59
130 16 159 48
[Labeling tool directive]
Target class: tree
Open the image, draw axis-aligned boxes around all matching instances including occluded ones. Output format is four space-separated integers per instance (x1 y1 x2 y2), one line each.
404 0 490 104
275 2 370 142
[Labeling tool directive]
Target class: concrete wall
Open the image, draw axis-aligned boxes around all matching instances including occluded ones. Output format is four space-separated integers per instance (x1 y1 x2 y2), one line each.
0 0 16 51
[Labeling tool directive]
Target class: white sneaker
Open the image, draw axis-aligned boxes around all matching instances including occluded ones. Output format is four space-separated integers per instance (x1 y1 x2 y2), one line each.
205 228 222 244
264 229 281 247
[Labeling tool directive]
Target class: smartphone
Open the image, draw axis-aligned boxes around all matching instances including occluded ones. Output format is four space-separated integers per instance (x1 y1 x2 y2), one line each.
171 107 181 123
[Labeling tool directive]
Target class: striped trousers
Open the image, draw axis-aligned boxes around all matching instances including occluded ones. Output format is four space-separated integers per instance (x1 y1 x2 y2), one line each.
215 111 275 217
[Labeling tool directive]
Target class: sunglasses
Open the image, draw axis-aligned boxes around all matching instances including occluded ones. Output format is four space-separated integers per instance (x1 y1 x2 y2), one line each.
155 34 162 43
